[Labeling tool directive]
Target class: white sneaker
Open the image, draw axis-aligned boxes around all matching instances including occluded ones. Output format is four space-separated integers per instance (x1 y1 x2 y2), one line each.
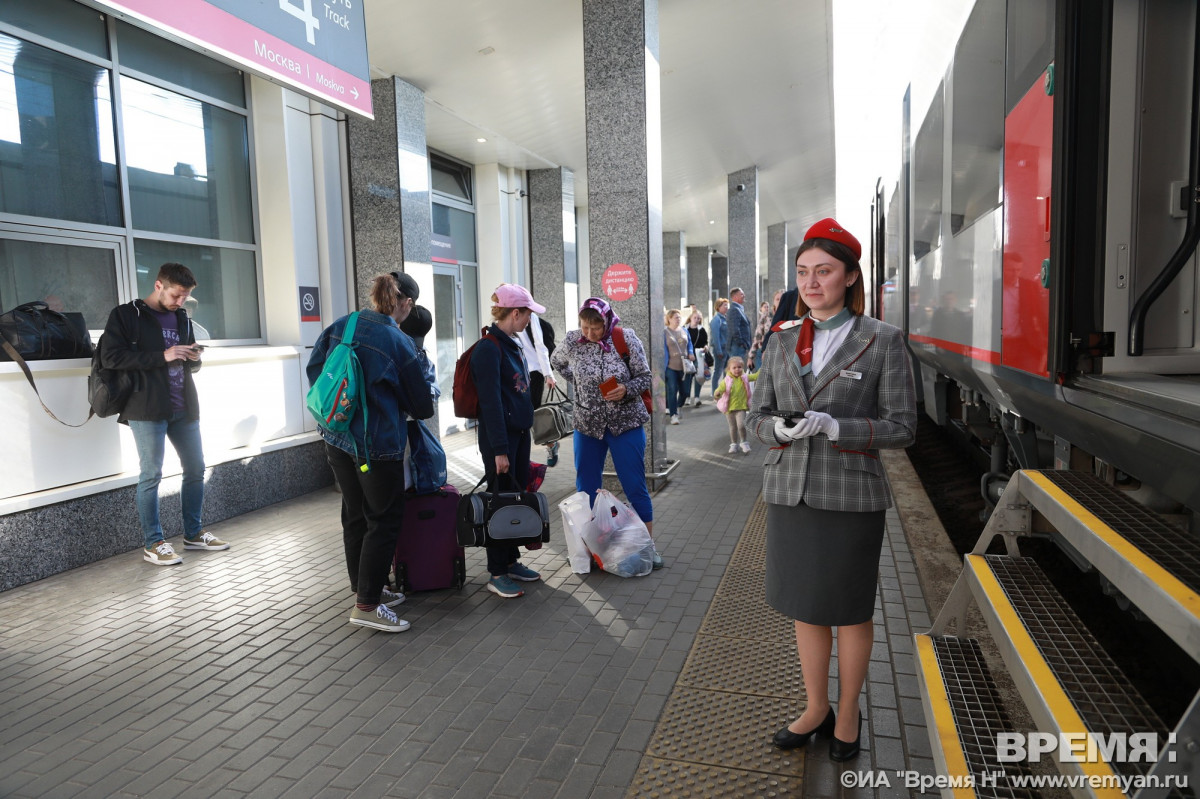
670 415 680 425
739 442 752 454
144 541 182 566
728 443 739 454
379 587 406 608
349 604 410 632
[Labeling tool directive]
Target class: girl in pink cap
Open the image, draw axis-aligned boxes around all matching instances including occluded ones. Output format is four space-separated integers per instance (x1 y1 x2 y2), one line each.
470 283 547 598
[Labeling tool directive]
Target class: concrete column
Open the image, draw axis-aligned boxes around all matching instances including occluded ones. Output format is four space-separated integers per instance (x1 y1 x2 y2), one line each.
686 246 711 316
662 231 685 312
346 77 431 310
768 220 789 300
583 0 669 484
727 166 760 311
712 256 728 302
528 167 576 342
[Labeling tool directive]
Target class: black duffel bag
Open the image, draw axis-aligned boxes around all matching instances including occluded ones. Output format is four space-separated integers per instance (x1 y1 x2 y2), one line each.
0 301 93 361
531 383 573 446
456 474 550 548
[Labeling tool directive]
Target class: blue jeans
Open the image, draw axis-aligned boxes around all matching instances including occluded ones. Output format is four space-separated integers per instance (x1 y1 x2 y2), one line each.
573 427 652 524
130 412 205 548
664 368 683 416
711 354 727 394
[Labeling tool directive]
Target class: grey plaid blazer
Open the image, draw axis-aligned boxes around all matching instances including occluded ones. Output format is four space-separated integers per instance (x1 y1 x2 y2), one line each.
746 314 917 511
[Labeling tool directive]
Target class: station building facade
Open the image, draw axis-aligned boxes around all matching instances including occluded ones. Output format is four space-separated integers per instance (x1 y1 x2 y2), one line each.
0 0 583 590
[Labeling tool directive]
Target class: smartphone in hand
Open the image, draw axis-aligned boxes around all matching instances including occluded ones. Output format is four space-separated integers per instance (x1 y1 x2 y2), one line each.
762 408 803 423
599 376 620 396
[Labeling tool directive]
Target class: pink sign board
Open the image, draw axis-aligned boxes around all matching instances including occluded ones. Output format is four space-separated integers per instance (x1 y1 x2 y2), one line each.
89 0 373 118
602 263 639 302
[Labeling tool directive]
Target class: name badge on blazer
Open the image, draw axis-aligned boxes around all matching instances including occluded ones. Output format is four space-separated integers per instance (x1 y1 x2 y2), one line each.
840 369 863 380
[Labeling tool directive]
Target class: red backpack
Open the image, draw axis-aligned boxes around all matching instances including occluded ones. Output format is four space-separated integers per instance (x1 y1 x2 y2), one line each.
610 326 653 414
452 329 500 419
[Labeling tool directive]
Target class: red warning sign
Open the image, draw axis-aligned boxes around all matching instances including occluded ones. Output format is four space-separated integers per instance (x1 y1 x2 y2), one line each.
601 263 639 301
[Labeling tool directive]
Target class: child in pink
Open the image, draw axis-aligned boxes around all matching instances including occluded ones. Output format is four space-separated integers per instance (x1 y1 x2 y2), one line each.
713 356 759 454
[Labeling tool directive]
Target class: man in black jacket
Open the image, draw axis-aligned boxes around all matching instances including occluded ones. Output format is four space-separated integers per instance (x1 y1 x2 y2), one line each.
101 263 229 565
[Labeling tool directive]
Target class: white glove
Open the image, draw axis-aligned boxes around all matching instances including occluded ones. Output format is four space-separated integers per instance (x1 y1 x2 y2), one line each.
791 410 839 440
773 416 805 443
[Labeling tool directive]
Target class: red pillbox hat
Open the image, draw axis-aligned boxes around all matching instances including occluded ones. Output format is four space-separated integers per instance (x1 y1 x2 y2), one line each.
803 218 861 261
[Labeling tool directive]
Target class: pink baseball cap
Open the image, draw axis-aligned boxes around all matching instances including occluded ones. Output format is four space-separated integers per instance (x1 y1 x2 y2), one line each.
492 283 546 314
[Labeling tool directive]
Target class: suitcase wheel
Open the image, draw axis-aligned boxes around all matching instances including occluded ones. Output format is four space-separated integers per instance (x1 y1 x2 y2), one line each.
454 555 466 589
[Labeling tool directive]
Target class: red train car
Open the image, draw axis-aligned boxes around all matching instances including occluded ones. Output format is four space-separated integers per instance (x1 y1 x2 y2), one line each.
873 0 1200 520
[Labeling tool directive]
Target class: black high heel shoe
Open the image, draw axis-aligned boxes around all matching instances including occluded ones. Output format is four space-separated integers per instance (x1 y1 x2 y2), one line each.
829 712 862 761
772 707 835 749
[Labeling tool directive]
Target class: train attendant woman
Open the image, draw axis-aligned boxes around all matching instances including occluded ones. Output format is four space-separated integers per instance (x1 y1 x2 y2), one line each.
307 272 435 633
746 219 917 760
471 283 548 599
550 297 662 569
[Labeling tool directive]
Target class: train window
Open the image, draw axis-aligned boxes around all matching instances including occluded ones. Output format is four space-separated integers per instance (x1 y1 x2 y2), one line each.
1006 0 1055 114
950 0 1004 236
912 83 944 260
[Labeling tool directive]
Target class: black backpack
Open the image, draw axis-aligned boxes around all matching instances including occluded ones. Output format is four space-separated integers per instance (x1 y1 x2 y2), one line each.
539 316 556 353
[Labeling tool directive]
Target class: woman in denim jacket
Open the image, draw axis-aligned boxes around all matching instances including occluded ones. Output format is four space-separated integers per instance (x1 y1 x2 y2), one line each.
307 273 435 633
550 297 663 569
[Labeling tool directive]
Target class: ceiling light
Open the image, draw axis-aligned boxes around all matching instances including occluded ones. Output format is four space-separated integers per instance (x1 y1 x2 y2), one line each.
708 220 715 225
476 137 487 143
478 46 495 56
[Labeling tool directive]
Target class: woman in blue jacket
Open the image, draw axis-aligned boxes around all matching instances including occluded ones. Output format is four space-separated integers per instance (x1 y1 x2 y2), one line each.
307 272 434 633
470 283 547 599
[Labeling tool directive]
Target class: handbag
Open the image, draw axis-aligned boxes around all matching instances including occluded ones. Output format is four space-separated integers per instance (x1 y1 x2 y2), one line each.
532 383 573 445
667 329 695 374
406 418 448 494
0 301 95 427
0 301 93 361
455 474 550 548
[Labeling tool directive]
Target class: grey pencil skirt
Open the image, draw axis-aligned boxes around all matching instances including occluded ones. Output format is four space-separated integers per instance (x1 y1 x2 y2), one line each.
764 501 886 626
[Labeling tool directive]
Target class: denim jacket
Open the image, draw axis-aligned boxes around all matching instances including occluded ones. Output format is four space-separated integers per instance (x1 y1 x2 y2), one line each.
711 313 728 357
306 310 435 461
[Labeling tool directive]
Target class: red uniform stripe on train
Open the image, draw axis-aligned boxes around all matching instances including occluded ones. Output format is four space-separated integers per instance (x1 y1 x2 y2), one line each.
909 334 1001 365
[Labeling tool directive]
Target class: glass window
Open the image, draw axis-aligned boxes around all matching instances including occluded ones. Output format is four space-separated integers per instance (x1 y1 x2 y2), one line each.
0 33 121 226
116 21 245 107
0 237 118 330
0 0 108 60
121 75 253 244
912 83 944 260
950 0 1004 235
135 240 258 340
430 155 471 203
1007 0 1055 114
432 203 477 262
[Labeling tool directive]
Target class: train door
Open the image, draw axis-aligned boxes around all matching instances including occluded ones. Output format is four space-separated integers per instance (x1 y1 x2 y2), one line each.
1099 0 1200 377
1001 0 1056 378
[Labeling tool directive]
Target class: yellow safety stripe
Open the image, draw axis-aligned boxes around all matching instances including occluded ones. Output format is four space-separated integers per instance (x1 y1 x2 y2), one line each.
967 554 1125 796
1025 471 1200 621
914 634 976 798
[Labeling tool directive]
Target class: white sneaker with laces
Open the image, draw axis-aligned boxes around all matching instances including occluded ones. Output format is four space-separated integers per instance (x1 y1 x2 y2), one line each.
349 604 410 632
739 441 752 454
669 415 680 425
144 541 182 565
728 443 739 454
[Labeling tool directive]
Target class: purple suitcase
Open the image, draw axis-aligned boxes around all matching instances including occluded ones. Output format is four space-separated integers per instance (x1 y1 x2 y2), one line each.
394 486 466 592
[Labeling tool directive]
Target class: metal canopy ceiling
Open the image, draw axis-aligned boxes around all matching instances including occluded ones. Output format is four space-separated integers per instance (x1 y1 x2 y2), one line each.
361 0 836 266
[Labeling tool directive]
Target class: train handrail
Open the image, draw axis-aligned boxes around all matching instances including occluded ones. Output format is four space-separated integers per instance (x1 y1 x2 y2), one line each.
1128 10 1200 356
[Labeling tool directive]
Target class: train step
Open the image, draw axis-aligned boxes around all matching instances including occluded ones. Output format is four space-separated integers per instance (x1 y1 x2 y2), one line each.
917 469 1200 797
914 633 1041 798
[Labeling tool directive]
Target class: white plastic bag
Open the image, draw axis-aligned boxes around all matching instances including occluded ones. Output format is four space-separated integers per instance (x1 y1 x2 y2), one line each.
581 489 655 578
558 491 594 574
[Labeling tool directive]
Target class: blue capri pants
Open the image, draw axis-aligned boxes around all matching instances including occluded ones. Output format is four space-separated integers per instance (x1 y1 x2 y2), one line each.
573 426 653 524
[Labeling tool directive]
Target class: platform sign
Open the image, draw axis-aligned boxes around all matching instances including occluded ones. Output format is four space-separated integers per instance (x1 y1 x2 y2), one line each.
86 0 373 118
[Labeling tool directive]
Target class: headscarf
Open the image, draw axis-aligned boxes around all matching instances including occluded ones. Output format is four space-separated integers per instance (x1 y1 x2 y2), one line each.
579 296 621 352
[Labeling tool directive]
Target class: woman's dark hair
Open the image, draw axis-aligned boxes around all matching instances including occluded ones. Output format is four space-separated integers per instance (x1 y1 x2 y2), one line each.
793 239 864 317
579 307 604 326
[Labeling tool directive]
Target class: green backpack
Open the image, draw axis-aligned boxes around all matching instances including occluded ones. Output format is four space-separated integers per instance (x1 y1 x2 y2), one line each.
306 312 370 471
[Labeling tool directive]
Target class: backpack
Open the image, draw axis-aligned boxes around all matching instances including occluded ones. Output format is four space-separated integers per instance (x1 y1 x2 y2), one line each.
451 328 500 419
538 316 556 353
88 333 138 418
610 326 653 414
307 312 370 470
